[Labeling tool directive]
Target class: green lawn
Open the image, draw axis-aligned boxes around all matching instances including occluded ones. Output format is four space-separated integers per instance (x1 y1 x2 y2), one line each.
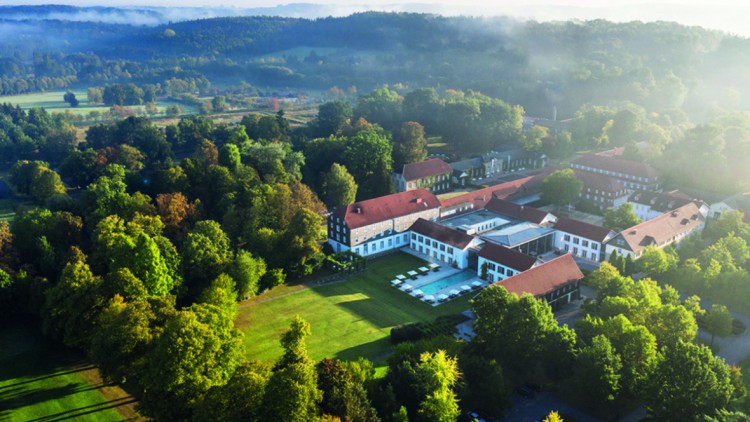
0 90 196 117
236 253 473 364
0 324 141 421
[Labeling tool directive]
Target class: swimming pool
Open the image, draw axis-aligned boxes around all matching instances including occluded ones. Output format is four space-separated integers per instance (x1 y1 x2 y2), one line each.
420 270 477 295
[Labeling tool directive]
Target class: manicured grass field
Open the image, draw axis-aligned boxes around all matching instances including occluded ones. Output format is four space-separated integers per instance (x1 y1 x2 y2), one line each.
236 253 473 364
0 323 142 421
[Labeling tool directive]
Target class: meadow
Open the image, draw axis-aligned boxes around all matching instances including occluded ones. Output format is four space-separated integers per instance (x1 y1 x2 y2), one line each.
0 323 143 421
0 90 195 117
236 252 473 365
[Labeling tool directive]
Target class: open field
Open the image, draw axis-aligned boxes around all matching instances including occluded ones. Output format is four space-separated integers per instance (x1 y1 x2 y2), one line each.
0 323 143 422
0 90 196 117
236 252 473 364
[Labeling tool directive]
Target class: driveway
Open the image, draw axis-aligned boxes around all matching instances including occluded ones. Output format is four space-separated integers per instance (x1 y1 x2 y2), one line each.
500 391 603 422
555 285 596 328
694 300 750 365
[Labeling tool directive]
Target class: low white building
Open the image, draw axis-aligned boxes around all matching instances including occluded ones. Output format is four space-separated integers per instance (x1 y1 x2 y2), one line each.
328 189 441 257
553 217 615 262
477 242 540 283
627 190 696 222
605 202 706 260
409 218 482 269
709 192 750 220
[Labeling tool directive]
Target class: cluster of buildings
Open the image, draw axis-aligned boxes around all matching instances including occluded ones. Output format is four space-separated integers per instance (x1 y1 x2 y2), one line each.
331 147 732 308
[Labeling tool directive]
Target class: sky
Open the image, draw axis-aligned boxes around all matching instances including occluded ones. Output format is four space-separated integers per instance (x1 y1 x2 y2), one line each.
5 0 750 36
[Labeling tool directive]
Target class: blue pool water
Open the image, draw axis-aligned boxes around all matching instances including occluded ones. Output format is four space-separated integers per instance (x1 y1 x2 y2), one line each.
420 270 477 295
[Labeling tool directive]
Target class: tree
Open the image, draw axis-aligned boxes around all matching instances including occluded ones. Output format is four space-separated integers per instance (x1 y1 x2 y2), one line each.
644 340 734 421
10 160 66 201
140 303 243 421
543 411 564 422
90 295 177 385
317 358 379 422
42 251 105 348
314 101 353 137
637 246 672 276
259 268 285 292
181 220 234 296
87 87 103 104
219 143 241 172
393 121 428 169
540 169 582 208
194 362 269 422
344 127 394 199
261 316 322 422
603 203 642 232
322 163 358 209
63 90 79 107
705 304 733 347
415 350 460 422
228 250 267 299
574 335 621 407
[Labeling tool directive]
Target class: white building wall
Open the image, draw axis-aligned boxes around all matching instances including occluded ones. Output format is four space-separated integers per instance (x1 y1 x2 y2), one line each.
409 233 472 269
709 202 734 219
477 256 522 282
554 231 603 261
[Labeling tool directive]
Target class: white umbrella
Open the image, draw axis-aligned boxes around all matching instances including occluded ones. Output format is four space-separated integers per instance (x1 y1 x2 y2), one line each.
390 279 402 286
413 289 424 298
424 295 436 302
401 284 413 292
437 294 449 302
461 285 471 293
449 289 460 297
471 281 483 288
396 274 407 281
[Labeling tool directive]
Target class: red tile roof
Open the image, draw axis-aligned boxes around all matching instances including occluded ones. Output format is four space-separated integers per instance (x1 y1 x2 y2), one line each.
410 218 476 249
554 217 614 242
478 242 539 272
496 253 583 299
331 189 440 229
609 202 705 255
572 154 660 180
485 197 551 225
596 147 625 158
440 175 536 210
401 158 452 182
574 170 627 194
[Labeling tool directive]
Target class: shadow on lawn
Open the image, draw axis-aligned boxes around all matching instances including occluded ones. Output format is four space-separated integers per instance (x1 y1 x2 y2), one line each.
25 396 135 422
335 298 417 329
336 336 394 363
0 364 97 391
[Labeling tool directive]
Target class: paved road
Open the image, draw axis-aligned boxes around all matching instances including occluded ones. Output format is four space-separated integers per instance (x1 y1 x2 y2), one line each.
500 392 603 422
694 300 750 365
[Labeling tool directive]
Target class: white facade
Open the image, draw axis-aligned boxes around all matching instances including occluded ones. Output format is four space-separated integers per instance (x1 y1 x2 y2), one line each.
328 208 440 257
709 201 737 220
409 233 479 269
554 231 604 262
477 256 525 282
627 201 665 222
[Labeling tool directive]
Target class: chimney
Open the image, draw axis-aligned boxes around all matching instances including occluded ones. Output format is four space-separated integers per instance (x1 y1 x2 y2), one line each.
552 106 557 121
415 197 423 204
355 206 362 214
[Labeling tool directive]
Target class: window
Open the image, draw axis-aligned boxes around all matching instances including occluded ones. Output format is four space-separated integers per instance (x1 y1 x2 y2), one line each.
573 238 580 245
498 267 505 275
488 263 496 271
432 240 438 248
564 234 571 241
573 247 579 255
388 238 392 246
564 245 569 251
440 244 446 252
411 233 416 240
380 241 384 249
582 240 589 247
591 252 597 260
592 243 598 250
